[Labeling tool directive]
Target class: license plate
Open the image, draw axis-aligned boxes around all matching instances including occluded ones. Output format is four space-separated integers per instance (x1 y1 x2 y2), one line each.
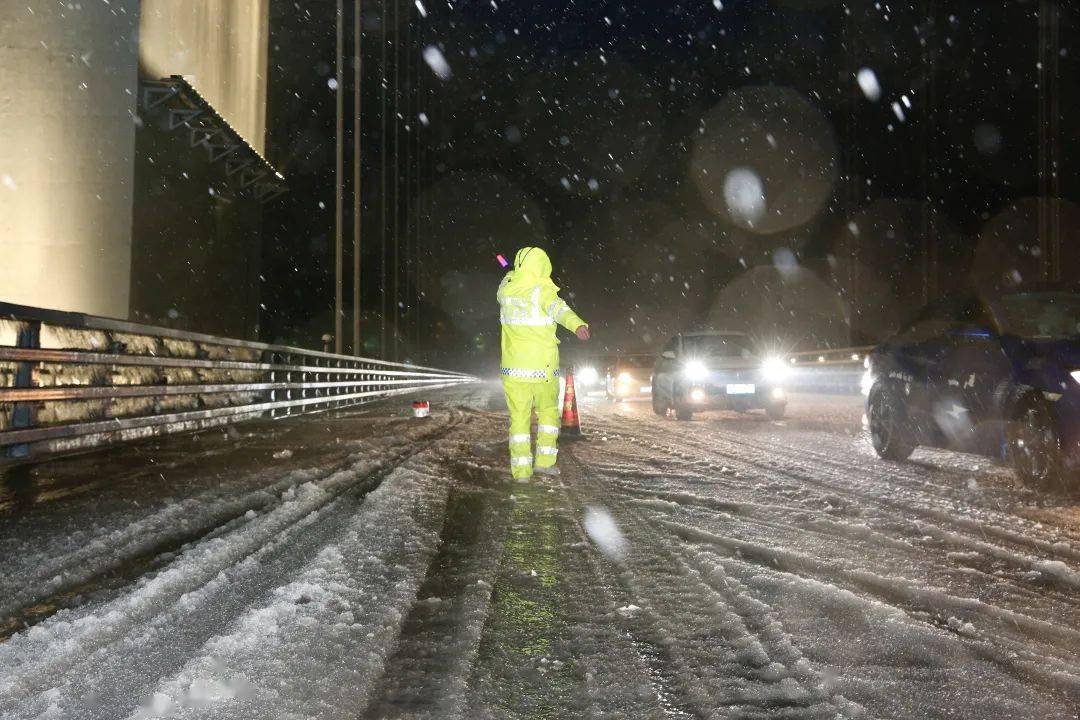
726 383 755 395
642 386 652 393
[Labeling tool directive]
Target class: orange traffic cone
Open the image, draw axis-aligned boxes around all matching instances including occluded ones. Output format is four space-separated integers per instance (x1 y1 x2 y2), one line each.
561 370 584 439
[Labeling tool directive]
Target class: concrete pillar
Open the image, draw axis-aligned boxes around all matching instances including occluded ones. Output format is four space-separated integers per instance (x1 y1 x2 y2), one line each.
0 0 139 318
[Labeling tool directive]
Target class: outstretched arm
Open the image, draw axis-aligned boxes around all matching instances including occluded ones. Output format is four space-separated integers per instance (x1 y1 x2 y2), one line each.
540 286 588 336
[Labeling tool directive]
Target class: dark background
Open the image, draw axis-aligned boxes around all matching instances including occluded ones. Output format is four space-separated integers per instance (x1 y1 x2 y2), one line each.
252 0 1080 372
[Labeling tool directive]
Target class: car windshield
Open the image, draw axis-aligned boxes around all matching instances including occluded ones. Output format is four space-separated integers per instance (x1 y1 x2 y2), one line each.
682 335 753 358
992 292 1080 339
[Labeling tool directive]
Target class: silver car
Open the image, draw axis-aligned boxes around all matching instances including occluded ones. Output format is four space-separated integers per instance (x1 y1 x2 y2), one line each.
651 331 789 421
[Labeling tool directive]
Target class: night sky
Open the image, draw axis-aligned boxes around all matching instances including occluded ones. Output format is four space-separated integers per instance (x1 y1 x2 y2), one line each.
261 0 1080 371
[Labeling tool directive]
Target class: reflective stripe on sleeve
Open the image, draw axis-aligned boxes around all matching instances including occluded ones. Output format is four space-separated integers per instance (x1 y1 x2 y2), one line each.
537 424 560 435
546 299 570 321
509 433 531 444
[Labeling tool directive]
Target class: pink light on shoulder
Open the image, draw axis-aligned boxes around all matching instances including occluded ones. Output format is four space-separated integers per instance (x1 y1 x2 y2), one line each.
496 253 509 268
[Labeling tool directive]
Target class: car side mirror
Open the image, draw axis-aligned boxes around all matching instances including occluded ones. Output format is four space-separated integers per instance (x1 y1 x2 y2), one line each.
661 350 676 360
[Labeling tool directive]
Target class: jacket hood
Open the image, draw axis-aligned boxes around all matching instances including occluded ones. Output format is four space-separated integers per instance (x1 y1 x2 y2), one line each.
514 247 552 279
503 247 557 293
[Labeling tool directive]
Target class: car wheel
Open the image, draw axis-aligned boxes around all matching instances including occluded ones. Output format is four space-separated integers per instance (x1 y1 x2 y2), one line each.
868 382 915 461
652 391 669 417
675 404 694 422
765 402 785 420
1009 394 1064 488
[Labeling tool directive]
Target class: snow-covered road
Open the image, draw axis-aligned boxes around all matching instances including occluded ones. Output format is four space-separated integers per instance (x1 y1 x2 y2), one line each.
1 386 1079 719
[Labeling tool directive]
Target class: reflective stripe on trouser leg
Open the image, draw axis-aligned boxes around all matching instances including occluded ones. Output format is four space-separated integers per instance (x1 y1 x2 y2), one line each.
534 379 561 468
509 433 533 478
503 377 536 478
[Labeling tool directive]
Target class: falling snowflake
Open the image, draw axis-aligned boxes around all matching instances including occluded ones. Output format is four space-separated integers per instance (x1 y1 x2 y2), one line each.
856 68 881 101
722 167 766 226
422 46 452 80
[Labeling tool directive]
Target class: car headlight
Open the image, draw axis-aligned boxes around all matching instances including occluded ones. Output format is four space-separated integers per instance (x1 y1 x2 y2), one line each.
617 371 634 384
683 360 708 381
578 366 599 386
760 356 790 383
1071 370 1080 385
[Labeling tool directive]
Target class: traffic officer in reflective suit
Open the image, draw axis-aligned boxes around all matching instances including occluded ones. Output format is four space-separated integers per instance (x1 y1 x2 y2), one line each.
498 247 590 479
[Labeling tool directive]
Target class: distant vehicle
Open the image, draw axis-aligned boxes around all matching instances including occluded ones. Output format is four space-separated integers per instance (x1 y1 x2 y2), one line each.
574 356 614 397
651 332 788 421
865 287 1080 487
606 354 654 401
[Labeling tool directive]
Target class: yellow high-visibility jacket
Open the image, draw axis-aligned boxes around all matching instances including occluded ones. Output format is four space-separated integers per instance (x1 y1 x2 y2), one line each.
498 247 587 383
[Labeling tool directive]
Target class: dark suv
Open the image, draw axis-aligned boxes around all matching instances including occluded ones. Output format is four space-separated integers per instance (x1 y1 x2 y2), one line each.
865 287 1080 487
651 332 788 421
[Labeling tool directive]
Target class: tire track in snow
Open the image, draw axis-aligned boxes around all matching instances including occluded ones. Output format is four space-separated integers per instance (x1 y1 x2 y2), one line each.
0 416 461 641
590 412 1080 604
362 456 511 720
0 413 468 719
660 517 1080 700
562 449 857 719
462 477 583 718
692 421 1080 555
557 478 698 719
612 418 1080 629
0 455 365 639
127 438 478 720
691 548 1071 720
575 409 1080 714
661 423 1080 606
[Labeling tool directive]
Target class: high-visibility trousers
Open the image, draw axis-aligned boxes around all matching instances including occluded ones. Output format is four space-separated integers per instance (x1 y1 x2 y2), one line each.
502 376 561 479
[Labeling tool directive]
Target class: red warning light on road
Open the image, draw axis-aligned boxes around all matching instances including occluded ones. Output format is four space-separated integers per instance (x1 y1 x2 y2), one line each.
496 253 509 268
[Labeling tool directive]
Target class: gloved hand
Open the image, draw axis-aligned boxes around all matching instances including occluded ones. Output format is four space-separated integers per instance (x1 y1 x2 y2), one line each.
576 325 591 341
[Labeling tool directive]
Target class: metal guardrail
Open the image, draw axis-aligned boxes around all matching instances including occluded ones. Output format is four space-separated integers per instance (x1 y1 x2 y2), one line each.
0 302 476 460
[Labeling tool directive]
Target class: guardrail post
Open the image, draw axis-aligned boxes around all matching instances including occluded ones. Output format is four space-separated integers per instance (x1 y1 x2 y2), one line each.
284 353 294 417
7 321 41 459
350 360 358 409
301 355 309 405
268 350 282 419
333 359 342 410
